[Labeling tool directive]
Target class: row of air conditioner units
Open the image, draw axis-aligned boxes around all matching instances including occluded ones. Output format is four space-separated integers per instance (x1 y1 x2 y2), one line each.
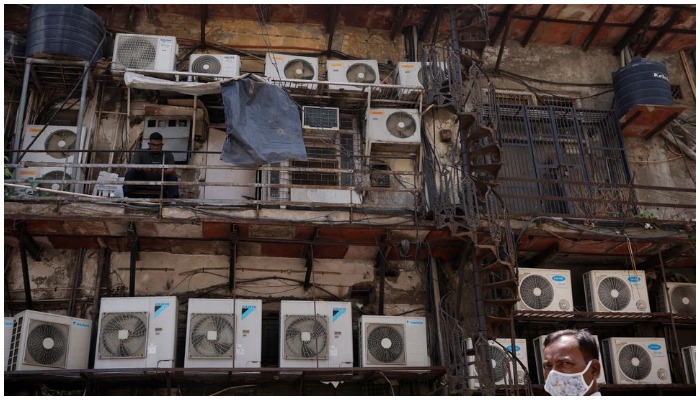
111 33 441 89
515 268 695 315
5 298 430 371
467 336 693 388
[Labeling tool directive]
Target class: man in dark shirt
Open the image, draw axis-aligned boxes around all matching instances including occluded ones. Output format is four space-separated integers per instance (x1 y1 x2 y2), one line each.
123 132 179 198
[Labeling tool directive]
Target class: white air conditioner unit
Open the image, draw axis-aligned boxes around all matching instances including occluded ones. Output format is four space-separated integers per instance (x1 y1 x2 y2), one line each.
14 125 87 194
516 268 573 312
94 296 178 369
533 334 606 385
682 345 696 384
327 60 380 91
602 337 671 384
279 300 353 368
395 61 447 92
112 33 178 72
4 317 14 371
189 54 241 78
583 270 650 313
658 282 695 315
184 298 262 368
6 310 91 371
359 315 430 367
289 188 362 205
141 116 192 163
264 53 318 89
467 338 528 389
365 108 421 156
302 106 340 131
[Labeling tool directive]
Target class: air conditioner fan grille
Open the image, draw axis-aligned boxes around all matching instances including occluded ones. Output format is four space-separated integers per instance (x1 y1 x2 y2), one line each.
618 343 652 381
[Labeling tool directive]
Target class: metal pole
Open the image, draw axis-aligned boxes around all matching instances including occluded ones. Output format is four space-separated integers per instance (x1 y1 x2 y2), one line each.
19 242 33 309
72 61 90 193
12 59 33 164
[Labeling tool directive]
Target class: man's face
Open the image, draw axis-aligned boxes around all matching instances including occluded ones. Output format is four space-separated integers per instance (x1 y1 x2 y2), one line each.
148 139 164 154
543 335 600 395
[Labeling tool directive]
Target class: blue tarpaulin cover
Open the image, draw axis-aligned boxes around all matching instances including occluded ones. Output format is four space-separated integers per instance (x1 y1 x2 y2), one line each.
220 77 307 167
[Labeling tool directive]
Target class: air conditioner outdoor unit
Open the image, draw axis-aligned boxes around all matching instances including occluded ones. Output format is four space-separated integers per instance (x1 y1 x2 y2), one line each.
365 108 421 156
6 310 91 371
533 334 606 385
395 61 447 91
189 54 241 79
467 338 529 389
601 337 671 384
289 188 362 205
5 317 14 371
94 296 178 369
112 33 178 72
359 315 430 367
14 125 87 194
682 345 696 384
264 53 319 89
583 270 650 313
657 282 695 315
279 300 353 368
327 60 380 91
515 268 573 312
141 116 192 163
302 106 340 131
184 298 262 368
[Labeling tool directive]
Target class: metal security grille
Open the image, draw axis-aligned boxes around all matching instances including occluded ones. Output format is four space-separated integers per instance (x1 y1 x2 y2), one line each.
485 104 632 218
302 107 340 130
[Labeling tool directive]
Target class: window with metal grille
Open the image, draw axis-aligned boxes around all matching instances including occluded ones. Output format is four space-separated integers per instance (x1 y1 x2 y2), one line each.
291 132 357 187
671 84 683 100
538 94 578 108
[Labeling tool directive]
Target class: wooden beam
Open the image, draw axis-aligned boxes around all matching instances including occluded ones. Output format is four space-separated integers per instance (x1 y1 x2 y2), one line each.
490 4 513 46
521 242 559 268
582 5 612 51
418 5 443 42
390 6 410 41
325 5 339 54
303 228 320 290
613 6 655 55
520 5 549 47
641 10 681 57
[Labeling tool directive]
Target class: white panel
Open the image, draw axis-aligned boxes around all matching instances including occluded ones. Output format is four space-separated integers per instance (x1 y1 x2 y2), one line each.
289 188 362 205
5 317 14 371
365 108 421 156
603 337 671 384
235 299 263 368
658 282 695 314
533 334 606 385
200 128 256 202
8 310 92 371
327 60 379 91
264 53 318 89
94 296 178 369
583 270 650 313
112 34 178 72
516 268 574 312
279 300 352 368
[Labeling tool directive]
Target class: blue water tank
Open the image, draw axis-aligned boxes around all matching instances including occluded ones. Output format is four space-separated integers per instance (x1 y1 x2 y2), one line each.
26 5 105 63
612 57 673 119
4 31 26 58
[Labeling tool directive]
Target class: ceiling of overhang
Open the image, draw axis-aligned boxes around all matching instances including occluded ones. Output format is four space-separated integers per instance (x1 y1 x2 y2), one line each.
4 4 696 56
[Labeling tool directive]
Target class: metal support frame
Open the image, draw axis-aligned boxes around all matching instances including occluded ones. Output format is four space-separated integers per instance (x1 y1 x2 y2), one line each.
376 233 390 315
128 221 139 297
229 225 238 292
303 228 320 290
520 5 549 47
325 5 339 54
19 242 33 310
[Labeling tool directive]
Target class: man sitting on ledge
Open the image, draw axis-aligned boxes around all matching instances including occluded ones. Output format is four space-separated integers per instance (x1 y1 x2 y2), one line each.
123 132 179 198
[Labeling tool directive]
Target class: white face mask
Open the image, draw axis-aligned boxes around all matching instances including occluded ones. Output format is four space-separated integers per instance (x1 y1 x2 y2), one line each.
544 360 594 396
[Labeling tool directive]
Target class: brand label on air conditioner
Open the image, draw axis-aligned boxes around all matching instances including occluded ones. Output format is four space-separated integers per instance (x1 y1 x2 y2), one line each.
506 345 521 352
552 275 566 282
406 320 424 325
627 276 642 284
653 72 669 81
332 307 346 321
4 321 13 326
72 321 90 328
154 302 170 317
400 64 417 69
241 305 257 320
647 343 665 356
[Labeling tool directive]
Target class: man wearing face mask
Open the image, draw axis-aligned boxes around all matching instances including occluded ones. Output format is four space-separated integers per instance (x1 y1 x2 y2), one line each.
542 329 602 396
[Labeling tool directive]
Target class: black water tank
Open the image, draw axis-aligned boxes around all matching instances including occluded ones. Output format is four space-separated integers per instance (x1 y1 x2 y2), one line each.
4 31 26 58
612 57 673 119
26 5 105 63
